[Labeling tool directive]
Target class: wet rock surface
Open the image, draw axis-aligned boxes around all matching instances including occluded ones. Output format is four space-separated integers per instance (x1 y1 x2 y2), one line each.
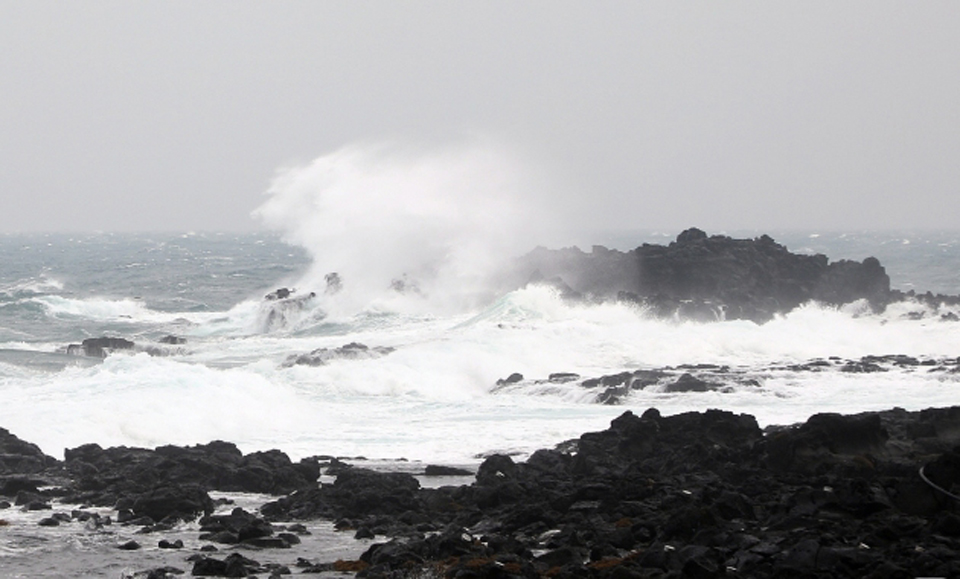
258 287 318 331
2 406 960 577
65 336 136 358
510 229 955 323
259 407 960 578
0 438 320 530
0 427 58 475
284 342 396 367
496 354 960 405
62 335 188 359
57 440 319 520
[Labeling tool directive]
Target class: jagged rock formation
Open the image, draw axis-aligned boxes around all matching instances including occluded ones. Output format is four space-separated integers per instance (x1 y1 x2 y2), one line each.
283 342 395 367
513 228 893 322
2 406 959 577
260 407 960 578
65 337 135 358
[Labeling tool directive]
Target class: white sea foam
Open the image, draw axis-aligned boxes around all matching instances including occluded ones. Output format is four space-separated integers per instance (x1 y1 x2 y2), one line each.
0 275 65 304
28 295 227 328
31 295 164 322
253 139 554 317
5 283 958 464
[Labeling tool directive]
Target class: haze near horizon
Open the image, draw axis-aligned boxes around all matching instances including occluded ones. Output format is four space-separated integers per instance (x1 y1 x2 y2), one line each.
1 2 958 234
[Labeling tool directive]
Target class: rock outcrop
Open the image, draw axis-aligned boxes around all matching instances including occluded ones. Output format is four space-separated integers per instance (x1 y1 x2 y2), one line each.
283 342 395 367
284 407 959 579
66 337 136 358
1 405 959 577
0 427 58 476
0 438 320 524
512 228 894 322
258 288 318 331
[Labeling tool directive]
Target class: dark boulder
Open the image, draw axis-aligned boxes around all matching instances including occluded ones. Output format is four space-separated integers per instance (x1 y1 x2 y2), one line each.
258 288 317 331
764 412 889 473
264 287 293 300
131 483 214 522
62 440 317 505
495 372 524 386
0 428 58 475
198 507 288 546
283 342 395 367
476 454 518 485
662 373 714 393
117 540 142 550
191 553 264 577
67 337 135 358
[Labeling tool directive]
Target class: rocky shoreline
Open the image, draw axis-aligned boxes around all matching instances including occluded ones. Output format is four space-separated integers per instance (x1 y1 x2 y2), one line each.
2 404 959 578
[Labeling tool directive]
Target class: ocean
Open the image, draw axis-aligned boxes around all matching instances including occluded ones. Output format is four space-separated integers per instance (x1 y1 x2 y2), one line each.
1 226 960 577
1 229 959 466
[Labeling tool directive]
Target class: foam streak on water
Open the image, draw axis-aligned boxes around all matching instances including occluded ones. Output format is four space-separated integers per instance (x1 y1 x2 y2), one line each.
0 271 958 464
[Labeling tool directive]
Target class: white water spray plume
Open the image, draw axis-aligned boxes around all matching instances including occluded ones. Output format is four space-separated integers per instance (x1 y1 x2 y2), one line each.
253 140 551 315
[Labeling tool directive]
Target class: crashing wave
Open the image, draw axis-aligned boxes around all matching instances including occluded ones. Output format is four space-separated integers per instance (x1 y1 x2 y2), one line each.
255 288 320 333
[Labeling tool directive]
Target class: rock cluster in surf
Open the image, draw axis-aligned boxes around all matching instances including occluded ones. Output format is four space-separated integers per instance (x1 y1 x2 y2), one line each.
63 335 187 359
511 228 943 322
497 354 960 405
283 342 395 367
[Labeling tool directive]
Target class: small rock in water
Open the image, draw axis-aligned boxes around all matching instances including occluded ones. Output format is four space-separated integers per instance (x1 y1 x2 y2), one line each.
495 372 524 386
66 336 136 358
324 272 342 294
118 540 142 550
283 342 394 367
662 373 714 392
264 287 293 300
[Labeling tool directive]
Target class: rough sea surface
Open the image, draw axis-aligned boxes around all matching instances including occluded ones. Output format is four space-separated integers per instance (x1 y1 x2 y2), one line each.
1 229 958 462
1 229 959 577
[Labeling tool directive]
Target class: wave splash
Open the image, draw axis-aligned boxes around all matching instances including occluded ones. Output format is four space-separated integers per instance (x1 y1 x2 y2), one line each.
252 139 552 319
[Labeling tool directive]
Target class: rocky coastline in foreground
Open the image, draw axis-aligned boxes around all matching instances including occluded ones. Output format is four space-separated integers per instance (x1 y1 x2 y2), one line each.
2 405 959 578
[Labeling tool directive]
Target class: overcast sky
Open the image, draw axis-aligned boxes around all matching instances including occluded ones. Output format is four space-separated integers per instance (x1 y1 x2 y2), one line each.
1 2 958 234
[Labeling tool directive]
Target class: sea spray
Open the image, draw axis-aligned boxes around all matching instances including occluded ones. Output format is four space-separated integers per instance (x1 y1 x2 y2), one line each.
252 139 553 318
0 231 959 466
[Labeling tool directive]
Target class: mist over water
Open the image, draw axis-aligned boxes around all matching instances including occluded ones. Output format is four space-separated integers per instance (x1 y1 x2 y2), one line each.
253 140 552 317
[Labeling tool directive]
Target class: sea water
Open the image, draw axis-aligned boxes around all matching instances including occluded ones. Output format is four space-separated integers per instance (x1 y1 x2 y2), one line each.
2 232 960 578
1 229 958 466
1 143 960 576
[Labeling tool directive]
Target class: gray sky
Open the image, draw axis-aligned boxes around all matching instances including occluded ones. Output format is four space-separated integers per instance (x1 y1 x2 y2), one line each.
1 1 958 233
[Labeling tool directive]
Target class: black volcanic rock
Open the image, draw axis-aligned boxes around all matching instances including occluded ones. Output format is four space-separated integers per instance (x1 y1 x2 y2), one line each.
0 428 58 475
130 483 214 522
4 403 960 577
66 337 135 358
662 372 714 393
59 440 318 515
262 406 960 578
261 467 422 524
513 229 894 322
258 288 317 331
197 507 289 547
283 342 395 367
